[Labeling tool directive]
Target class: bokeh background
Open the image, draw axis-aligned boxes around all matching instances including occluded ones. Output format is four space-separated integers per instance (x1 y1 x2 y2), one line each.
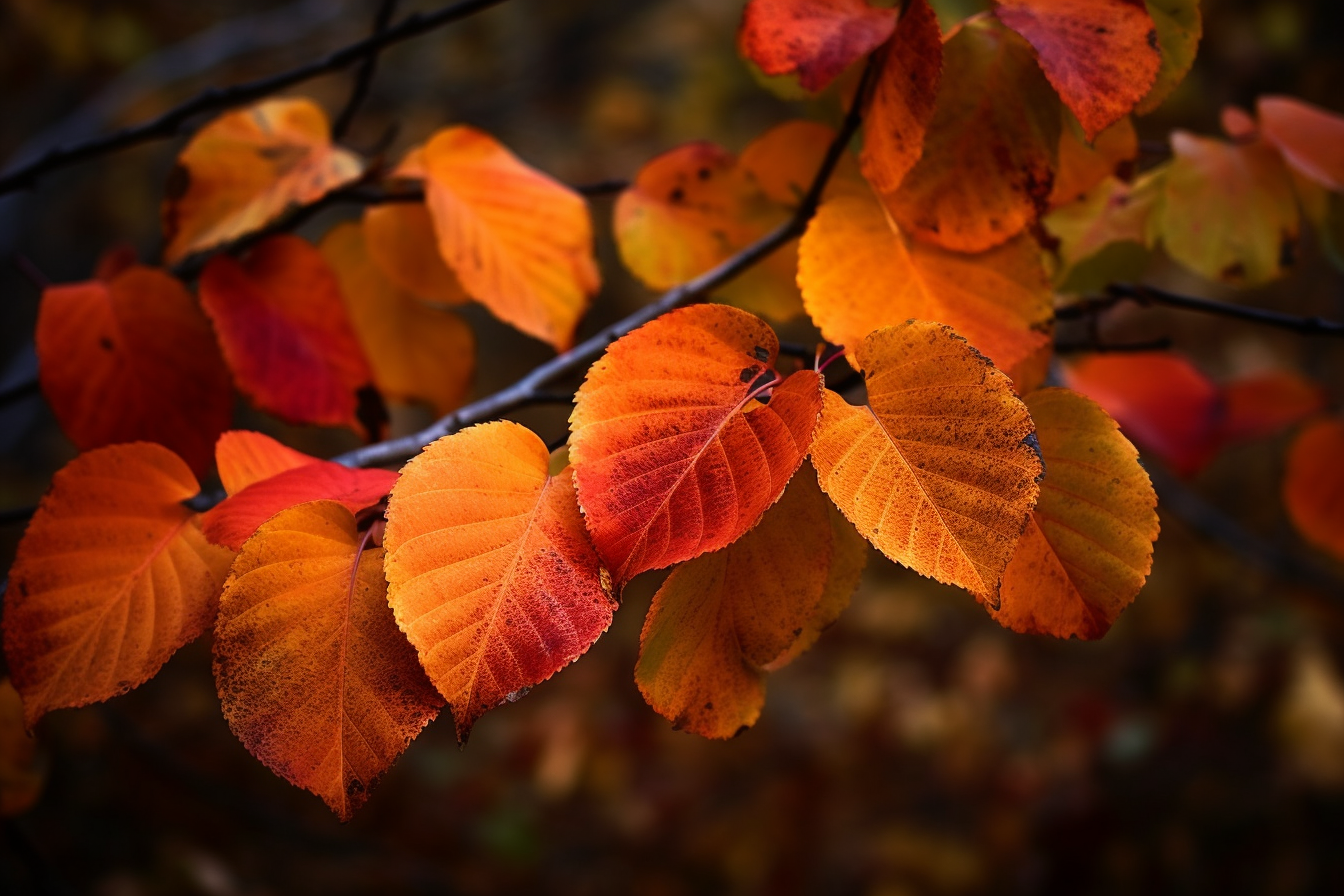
3 0 1344 893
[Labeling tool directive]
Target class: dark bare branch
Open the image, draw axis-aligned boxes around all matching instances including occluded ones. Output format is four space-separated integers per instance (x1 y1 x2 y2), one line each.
332 0 401 140
1058 283 1344 337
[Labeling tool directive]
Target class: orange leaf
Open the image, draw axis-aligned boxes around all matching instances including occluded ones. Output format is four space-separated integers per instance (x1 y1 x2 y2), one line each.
421 126 599 350
203 462 397 551
993 388 1159 640
1156 130 1299 286
1062 352 1221 476
1048 114 1139 208
382 422 616 741
363 202 470 305
215 430 316 496
1257 95 1344 192
322 222 475 416
810 321 1043 604
1284 419 1344 563
570 304 824 583
883 16 1061 252
0 678 46 816
162 98 363 263
636 466 866 738
36 264 232 476
737 0 898 92
857 0 943 197
2 444 233 727
799 189 1052 376
615 122 857 321
214 500 441 821
995 0 1160 140
1219 370 1327 444
199 235 374 432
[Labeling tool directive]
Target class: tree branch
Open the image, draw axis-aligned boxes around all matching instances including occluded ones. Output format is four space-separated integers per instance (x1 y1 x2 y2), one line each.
1058 283 1344 337
0 0 511 196
331 0 400 140
330 56 877 470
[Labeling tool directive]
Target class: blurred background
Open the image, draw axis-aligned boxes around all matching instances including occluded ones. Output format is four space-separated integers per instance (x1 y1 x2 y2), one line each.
3 0 1344 893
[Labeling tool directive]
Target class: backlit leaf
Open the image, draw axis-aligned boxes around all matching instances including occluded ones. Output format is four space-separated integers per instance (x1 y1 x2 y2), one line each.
199 235 375 432
858 0 943 197
1157 130 1299 286
884 16 1061 252
636 467 866 738
1048 114 1139 208
322 222 475 416
2 443 233 727
421 126 600 350
615 122 857 321
214 500 441 821
382 422 616 741
737 0 898 92
1283 419 1344 563
1062 352 1220 476
36 264 232 476
162 98 363 263
799 189 1053 378
215 430 316 496
1134 0 1201 115
1257 96 1344 192
1219 370 1327 444
203 462 397 551
1043 170 1163 289
810 321 1043 604
993 388 1158 640
995 0 1160 140
570 304 824 583
363 203 470 305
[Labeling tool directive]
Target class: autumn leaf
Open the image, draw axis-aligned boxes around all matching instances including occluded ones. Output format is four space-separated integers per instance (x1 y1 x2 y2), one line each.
322 222 475 416
1156 130 1299 286
615 121 858 321
203 461 397 552
199 234 375 432
215 430 316 495
636 466 866 738
810 321 1043 605
857 0 943 197
737 0 898 93
1062 352 1221 476
995 0 1160 140
1256 96 1344 192
162 98 363 263
2 443 233 727
570 304 824 583
421 126 600 350
36 263 232 476
1043 169 1163 290
883 15 1061 252
1283 419 1344 563
214 500 442 821
1048 114 1139 208
363 203 470 306
382 422 616 741
1134 0 1201 115
799 188 1053 379
1219 370 1326 444
992 388 1159 640
1 679 46 816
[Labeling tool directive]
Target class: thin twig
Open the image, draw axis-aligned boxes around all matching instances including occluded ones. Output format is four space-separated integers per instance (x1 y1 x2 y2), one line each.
330 57 878 471
331 0 400 140
0 377 40 408
1058 283 1344 337
0 0 512 195
1054 336 1173 354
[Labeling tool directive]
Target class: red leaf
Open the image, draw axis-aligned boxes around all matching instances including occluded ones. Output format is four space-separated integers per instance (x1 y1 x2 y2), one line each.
738 0 898 93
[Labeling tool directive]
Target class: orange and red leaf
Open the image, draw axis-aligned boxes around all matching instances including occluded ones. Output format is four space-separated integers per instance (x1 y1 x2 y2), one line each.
738 0 898 92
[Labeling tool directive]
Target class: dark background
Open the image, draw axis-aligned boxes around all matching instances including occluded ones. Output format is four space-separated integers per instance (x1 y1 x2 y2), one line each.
3 1 1344 893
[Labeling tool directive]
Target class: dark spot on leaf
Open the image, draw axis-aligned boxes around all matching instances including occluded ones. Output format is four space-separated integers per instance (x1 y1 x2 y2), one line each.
346 778 365 796
704 702 714 711
669 187 685 203
740 366 756 383
752 345 770 362
99 337 115 351
165 164 190 200
1147 28 1159 50
697 167 711 180
1279 234 1297 269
